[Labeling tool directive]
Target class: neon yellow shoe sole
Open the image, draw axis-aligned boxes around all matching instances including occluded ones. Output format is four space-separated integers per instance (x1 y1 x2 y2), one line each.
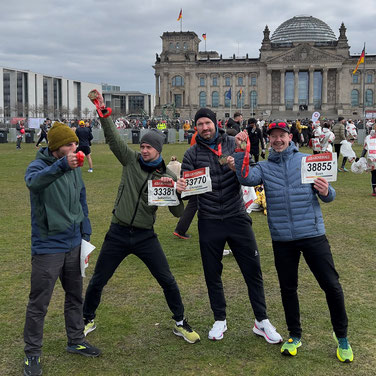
281 337 302 356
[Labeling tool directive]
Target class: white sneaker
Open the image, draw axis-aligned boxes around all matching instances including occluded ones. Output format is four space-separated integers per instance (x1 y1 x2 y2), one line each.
253 319 283 344
223 249 232 256
88 169 93 173
208 320 227 341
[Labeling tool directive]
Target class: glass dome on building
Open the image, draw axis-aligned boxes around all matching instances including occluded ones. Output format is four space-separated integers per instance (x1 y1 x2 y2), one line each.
271 15 337 44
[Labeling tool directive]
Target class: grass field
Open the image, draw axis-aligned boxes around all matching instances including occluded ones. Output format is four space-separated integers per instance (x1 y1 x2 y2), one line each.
0 141 375 376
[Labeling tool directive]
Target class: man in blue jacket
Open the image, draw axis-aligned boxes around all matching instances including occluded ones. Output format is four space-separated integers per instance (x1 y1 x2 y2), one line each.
231 121 353 363
23 122 101 376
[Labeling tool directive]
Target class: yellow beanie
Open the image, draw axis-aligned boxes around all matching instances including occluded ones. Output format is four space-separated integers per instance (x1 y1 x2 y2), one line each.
48 122 79 151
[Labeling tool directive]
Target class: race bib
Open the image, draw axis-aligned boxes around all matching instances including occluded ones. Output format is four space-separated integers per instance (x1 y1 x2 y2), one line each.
181 167 212 198
301 152 337 183
148 179 180 206
367 138 376 161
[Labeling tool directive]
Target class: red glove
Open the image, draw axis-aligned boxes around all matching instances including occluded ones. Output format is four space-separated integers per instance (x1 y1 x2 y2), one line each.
88 89 112 118
76 151 85 167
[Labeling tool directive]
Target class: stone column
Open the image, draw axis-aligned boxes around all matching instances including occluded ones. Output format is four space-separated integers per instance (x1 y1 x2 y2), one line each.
322 68 328 107
293 69 299 111
267 70 272 106
245 73 250 112
155 74 160 106
207 74 210 107
184 72 190 106
279 70 285 111
219 73 223 107
308 68 314 111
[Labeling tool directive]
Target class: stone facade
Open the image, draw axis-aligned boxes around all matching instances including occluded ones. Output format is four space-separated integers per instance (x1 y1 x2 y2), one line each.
153 18 376 121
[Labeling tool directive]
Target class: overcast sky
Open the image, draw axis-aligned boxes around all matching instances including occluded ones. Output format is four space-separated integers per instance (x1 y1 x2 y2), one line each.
1 0 375 94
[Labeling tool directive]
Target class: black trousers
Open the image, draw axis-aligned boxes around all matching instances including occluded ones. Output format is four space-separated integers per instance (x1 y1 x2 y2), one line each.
250 149 260 163
83 223 184 321
24 245 84 356
198 215 267 321
36 133 48 146
272 235 348 338
175 196 197 235
371 170 376 191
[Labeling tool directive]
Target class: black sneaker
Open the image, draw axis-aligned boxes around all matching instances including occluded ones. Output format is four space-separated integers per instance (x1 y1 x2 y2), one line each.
66 341 101 357
24 356 42 376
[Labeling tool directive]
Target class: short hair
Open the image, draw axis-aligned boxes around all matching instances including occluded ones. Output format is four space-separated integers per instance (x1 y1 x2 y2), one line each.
233 112 242 118
338 116 344 122
247 117 257 125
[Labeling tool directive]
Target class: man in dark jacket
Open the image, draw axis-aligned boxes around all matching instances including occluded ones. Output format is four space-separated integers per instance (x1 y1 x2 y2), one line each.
76 120 94 172
233 121 353 363
226 112 243 135
35 120 48 148
180 107 282 344
83 90 200 345
23 122 101 376
246 118 265 162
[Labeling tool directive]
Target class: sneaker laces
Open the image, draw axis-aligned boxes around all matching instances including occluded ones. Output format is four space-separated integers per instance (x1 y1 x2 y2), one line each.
338 337 349 350
181 319 193 332
288 337 301 345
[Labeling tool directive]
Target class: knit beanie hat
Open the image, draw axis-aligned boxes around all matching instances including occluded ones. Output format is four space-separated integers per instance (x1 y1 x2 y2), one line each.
48 122 79 151
194 108 217 126
140 129 165 153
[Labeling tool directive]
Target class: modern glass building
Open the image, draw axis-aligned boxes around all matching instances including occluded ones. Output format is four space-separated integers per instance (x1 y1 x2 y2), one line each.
0 67 102 121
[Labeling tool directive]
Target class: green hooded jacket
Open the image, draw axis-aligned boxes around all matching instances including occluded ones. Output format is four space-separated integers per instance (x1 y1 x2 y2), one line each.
100 117 184 229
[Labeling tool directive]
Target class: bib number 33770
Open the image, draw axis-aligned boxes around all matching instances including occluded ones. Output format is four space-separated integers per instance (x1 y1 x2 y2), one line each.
148 180 180 206
181 167 212 198
301 152 337 183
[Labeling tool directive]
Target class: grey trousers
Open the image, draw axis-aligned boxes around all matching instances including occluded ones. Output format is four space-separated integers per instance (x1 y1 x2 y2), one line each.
24 245 85 356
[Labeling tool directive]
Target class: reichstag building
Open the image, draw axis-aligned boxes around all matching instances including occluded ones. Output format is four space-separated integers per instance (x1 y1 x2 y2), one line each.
153 15 376 120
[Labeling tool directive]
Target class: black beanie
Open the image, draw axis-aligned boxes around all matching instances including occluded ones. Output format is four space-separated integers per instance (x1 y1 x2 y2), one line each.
194 108 217 126
140 129 165 153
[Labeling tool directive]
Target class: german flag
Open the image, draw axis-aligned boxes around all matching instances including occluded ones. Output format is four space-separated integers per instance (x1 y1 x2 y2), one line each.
353 48 365 75
177 9 182 21
202 33 206 40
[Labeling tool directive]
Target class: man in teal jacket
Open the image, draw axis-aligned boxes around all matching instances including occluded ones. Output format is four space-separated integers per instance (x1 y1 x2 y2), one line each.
83 90 200 345
231 121 353 363
23 122 101 376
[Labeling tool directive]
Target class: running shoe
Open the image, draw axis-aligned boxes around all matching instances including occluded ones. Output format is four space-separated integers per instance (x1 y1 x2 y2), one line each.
333 332 353 363
208 320 227 341
253 319 283 344
24 356 42 376
281 337 302 356
173 319 200 343
67 341 101 357
84 319 96 336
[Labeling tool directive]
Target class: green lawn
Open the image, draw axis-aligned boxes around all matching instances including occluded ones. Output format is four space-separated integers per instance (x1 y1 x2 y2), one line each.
0 141 374 376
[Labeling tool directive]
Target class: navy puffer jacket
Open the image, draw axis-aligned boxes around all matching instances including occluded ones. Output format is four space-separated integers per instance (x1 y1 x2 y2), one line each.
234 142 335 241
182 130 246 219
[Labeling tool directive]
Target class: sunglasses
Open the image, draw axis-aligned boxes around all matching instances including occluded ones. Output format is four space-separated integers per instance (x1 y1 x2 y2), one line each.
268 122 288 129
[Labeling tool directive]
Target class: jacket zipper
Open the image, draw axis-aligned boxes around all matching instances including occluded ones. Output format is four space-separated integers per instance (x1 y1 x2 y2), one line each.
129 173 150 227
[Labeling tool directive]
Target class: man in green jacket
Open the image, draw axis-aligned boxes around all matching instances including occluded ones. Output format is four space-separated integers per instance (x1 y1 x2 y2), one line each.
23 122 101 376
83 90 200 344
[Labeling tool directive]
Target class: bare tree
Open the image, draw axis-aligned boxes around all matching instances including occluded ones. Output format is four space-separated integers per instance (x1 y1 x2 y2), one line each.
72 107 80 119
59 105 69 120
37 105 44 118
82 107 90 119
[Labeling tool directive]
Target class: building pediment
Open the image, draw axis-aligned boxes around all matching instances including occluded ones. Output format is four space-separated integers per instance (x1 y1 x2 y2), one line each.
266 44 344 64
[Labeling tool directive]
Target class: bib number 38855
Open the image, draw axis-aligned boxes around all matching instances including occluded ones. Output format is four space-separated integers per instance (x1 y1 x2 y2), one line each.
301 152 337 183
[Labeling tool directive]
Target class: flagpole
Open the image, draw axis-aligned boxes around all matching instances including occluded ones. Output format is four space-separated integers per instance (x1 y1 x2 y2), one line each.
180 18 182 32
362 42 366 124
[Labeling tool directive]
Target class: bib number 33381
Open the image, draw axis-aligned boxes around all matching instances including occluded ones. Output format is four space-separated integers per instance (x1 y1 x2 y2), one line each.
148 180 180 206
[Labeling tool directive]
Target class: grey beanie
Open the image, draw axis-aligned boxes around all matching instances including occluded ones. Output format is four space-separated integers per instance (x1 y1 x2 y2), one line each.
140 129 165 153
